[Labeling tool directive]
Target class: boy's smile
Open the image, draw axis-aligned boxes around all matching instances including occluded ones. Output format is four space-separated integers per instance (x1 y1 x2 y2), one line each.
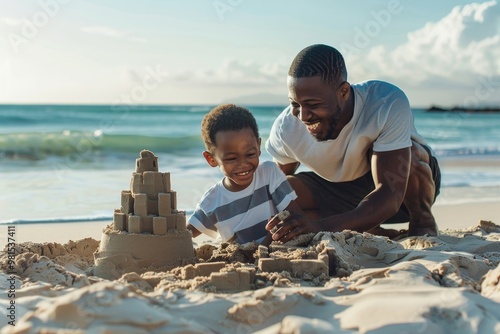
203 128 261 192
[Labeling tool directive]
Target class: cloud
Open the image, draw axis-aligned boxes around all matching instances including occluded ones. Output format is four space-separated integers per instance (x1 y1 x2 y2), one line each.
80 25 146 43
161 58 289 86
346 1 500 91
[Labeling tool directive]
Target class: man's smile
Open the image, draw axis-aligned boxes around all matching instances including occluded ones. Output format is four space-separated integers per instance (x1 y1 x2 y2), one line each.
306 121 320 132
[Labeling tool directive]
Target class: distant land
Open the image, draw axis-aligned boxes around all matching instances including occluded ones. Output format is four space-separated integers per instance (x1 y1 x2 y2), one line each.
221 93 288 106
426 105 500 113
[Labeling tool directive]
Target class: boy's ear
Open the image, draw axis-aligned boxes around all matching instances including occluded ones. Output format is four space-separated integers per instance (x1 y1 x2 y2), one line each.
203 151 218 167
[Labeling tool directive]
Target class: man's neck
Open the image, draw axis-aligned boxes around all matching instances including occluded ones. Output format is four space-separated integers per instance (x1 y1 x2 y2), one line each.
331 87 355 139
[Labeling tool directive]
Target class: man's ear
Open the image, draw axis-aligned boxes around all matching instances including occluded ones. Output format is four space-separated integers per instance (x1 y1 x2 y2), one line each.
339 82 351 101
258 137 262 156
203 151 218 167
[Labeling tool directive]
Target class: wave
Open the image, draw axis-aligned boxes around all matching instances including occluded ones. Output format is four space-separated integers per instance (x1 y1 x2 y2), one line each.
434 146 500 157
0 215 113 225
0 211 196 225
0 131 203 160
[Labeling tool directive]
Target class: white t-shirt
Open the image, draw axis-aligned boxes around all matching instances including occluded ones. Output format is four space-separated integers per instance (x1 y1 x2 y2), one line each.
265 80 426 182
188 161 297 243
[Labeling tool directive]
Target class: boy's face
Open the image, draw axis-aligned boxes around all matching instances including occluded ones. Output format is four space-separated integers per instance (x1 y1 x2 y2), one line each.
203 128 261 192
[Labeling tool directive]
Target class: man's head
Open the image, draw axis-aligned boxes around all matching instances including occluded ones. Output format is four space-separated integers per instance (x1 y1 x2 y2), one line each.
287 44 352 142
288 44 347 87
201 104 261 191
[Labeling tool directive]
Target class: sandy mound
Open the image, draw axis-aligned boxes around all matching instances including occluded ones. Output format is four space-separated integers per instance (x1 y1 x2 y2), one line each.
1 221 499 333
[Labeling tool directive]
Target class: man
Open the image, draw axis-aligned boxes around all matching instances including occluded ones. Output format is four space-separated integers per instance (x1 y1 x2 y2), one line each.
265 44 441 242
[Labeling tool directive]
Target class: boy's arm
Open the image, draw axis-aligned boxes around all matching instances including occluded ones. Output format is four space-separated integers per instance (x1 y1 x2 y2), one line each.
187 224 202 238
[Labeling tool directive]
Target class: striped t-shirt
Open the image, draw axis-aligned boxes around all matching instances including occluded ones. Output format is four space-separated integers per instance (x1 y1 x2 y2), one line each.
188 161 297 243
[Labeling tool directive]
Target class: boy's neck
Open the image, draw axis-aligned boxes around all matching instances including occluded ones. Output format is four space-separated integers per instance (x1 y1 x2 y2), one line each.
223 176 252 192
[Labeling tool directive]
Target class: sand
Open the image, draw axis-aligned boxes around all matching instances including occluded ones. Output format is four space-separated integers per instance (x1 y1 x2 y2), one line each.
1 204 500 333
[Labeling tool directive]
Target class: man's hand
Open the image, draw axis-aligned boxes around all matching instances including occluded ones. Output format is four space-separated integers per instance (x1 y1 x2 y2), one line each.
265 210 323 242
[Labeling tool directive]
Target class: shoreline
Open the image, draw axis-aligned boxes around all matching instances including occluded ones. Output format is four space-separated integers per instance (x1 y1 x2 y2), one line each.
9 201 500 244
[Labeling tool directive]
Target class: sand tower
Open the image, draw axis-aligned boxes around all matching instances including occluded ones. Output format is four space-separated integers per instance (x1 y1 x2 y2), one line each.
94 150 196 280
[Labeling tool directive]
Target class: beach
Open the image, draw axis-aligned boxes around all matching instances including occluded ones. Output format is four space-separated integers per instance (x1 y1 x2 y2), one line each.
3 0 500 330
1 105 500 332
10 201 500 245
2 192 500 334
1 201 499 333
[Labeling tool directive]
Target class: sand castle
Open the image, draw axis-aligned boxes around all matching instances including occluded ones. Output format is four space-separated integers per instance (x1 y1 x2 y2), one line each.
94 150 196 279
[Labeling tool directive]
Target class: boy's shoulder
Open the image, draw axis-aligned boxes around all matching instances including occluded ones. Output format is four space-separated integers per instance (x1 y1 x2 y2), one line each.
195 179 224 205
258 160 278 171
254 161 280 178
255 161 285 184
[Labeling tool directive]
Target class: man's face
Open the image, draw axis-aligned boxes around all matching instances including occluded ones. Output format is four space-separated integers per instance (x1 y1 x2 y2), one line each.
287 75 347 141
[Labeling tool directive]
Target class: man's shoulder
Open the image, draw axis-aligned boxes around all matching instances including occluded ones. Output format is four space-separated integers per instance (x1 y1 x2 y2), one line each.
353 80 403 95
353 80 408 109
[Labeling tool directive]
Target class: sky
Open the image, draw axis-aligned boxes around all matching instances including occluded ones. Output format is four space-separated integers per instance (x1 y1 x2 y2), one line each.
0 0 499 107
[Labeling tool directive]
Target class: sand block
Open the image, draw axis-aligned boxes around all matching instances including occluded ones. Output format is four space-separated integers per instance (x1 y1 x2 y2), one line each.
158 193 171 216
257 245 269 259
121 191 134 214
176 212 186 231
194 262 226 277
142 215 154 234
182 265 196 280
113 212 127 231
130 173 143 195
166 215 177 230
134 193 148 217
147 198 159 216
135 149 159 172
95 227 196 279
258 258 291 273
318 252 329 267
170 191 177 211
162 172 171 192
128 215 141 234
153 217 167 235
290 259 328 277
210 269 252 292
143 171 164 199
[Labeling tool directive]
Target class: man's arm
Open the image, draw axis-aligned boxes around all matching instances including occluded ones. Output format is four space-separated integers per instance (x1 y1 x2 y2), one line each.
352 147 410 227
267 147 411 241
277 161 300 176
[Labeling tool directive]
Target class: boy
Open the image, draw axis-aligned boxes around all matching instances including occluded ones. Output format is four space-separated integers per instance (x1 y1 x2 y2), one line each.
187 104 301 244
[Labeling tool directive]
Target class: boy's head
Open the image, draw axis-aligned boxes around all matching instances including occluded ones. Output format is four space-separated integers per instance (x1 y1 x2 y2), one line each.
201 104 261 192
201 104 259 154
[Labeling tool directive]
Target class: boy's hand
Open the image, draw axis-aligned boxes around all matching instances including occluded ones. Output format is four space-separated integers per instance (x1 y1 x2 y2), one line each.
266 210 320 242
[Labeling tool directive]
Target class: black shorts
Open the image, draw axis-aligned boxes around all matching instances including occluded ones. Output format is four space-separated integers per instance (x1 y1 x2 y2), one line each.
295 145 441 224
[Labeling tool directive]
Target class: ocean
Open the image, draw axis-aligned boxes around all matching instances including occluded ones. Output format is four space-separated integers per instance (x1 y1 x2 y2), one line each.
1 104 500 225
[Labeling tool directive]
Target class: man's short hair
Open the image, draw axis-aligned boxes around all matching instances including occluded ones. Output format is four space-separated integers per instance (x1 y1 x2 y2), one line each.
288 44 347 86
201 104 259 153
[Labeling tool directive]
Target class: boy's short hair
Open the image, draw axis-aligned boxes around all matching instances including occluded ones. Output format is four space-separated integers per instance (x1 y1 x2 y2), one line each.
201 104 259 153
